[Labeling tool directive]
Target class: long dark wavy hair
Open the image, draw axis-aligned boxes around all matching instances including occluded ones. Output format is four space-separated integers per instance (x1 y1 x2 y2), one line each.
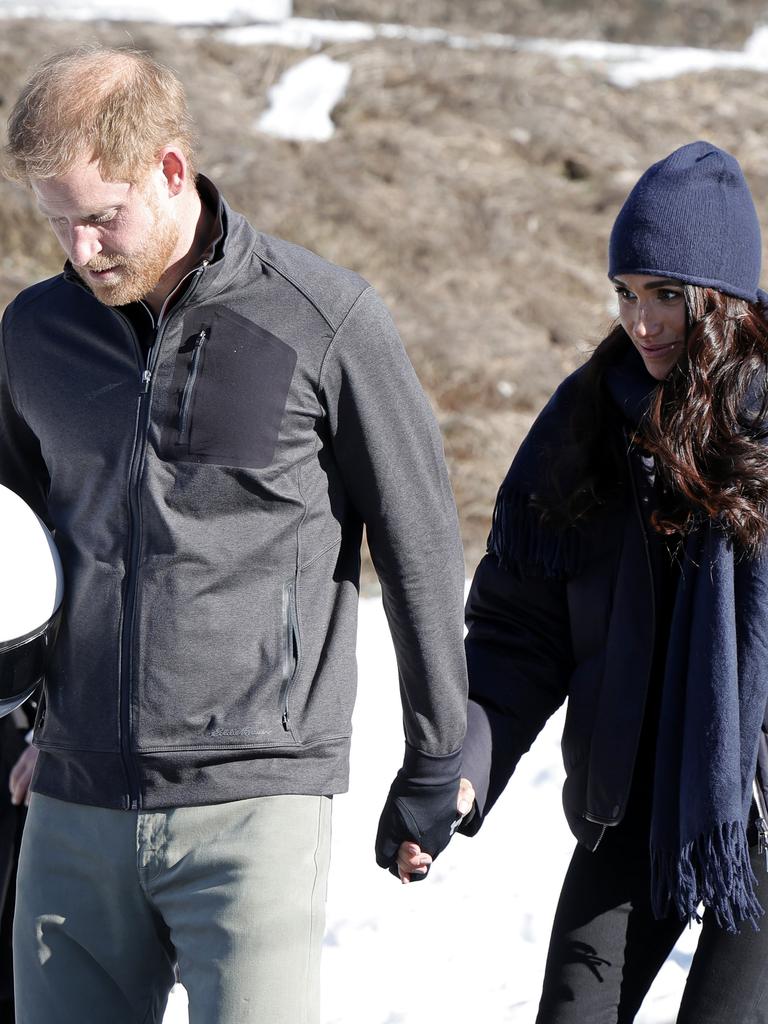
540 285 768 555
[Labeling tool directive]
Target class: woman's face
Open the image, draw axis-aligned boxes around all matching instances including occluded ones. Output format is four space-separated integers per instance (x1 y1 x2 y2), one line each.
613 273 687 380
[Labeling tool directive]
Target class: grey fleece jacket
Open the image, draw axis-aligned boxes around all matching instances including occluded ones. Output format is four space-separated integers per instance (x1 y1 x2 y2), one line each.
0 178 467 811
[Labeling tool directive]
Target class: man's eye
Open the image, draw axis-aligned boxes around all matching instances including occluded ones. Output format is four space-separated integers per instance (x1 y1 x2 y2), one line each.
92 211 116 225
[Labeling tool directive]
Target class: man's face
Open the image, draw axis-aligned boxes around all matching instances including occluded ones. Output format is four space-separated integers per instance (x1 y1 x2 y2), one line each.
31 155 180 307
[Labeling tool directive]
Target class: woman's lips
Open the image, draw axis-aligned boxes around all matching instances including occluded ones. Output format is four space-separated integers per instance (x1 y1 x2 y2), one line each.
637 340 679 357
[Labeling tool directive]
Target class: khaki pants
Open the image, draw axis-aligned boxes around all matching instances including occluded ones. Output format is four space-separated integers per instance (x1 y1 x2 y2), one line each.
14 792 331 1024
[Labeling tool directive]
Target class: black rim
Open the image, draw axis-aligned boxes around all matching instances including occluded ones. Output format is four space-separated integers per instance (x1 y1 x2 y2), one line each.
0 604 62 653
0 606 61 701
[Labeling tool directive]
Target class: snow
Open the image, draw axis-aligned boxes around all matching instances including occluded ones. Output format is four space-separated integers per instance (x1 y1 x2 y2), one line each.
215 17 507 49
258 54 351 143
160 591 698 1024
219 17 376 48
217 19 768 89
520 31 768 88
2 0 768 91
0 0 291 24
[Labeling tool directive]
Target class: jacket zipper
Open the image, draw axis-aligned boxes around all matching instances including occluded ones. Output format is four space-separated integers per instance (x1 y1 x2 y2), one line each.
178 328 208 441
582 815 608 851
118 263 208 809
753 778 768 872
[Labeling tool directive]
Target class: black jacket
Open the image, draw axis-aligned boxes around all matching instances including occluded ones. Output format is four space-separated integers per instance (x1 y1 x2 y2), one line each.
461 473 648 849
461 375 768 849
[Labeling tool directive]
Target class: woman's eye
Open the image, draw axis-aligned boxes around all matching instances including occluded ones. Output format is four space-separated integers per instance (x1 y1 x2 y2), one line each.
614 287 634 301
659 290 683 302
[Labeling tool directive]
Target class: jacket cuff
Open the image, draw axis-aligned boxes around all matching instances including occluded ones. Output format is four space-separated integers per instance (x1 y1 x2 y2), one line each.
456 699 493 835
401 743 462 786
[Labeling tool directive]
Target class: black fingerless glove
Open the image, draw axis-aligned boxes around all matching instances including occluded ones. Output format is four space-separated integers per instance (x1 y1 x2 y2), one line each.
375 744 462 879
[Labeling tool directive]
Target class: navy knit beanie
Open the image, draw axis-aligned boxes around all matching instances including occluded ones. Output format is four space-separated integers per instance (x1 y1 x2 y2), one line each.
608 141 762 303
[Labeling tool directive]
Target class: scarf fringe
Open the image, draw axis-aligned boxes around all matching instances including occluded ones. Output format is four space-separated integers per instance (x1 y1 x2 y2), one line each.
651 821 764 933
488 486 583 579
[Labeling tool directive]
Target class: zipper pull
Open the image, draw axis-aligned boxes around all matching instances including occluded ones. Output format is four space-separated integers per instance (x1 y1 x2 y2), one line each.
753 779 768 871
282 709 290 731
758 817 768 873
141 369 152 393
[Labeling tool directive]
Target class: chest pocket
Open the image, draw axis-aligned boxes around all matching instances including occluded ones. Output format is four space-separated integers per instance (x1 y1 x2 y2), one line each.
160 305 297 469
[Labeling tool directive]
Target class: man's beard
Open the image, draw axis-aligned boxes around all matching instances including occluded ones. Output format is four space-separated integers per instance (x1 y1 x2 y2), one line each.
76 204 180 307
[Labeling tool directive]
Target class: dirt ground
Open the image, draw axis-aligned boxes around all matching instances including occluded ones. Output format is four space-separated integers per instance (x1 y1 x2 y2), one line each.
2 6 768 571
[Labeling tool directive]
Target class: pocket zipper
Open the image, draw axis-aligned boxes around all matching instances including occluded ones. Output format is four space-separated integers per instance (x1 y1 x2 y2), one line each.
178 328 208 441
280 580 300 730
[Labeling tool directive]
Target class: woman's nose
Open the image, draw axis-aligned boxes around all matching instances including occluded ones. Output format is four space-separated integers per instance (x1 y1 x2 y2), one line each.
632 305 661 338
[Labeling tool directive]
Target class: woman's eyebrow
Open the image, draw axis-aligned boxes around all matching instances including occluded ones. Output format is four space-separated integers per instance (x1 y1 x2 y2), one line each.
643 278 684 289
612 277 682 290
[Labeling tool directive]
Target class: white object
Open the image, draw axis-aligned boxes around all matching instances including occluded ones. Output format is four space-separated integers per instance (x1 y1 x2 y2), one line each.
0 485 62 643
0 484 64 717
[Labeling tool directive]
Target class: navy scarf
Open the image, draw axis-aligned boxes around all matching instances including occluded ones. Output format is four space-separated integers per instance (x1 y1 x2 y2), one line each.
490 348 768 931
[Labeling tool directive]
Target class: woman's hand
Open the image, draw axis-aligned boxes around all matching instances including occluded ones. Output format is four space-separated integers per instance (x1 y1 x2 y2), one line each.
396 777 476 883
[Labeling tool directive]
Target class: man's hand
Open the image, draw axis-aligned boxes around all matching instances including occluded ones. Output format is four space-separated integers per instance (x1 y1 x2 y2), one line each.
9 744 38 807
396 777 476 884
375 748 465 879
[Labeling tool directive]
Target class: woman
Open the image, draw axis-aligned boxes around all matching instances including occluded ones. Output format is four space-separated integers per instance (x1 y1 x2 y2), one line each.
400 141 768 1022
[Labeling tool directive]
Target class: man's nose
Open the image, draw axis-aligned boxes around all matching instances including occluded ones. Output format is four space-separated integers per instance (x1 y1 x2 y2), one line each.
68 225 101 267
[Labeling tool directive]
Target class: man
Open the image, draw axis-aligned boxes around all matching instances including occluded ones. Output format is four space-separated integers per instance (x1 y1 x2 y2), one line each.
0 47 468 1024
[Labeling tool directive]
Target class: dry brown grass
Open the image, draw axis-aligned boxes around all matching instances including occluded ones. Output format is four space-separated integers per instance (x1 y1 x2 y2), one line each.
3 11 768 572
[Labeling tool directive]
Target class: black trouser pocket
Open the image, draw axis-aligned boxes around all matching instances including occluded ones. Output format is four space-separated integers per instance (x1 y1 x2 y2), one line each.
161 305 297 469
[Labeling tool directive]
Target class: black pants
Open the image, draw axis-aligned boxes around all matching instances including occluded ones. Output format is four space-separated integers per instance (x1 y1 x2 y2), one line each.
536 830 768 1024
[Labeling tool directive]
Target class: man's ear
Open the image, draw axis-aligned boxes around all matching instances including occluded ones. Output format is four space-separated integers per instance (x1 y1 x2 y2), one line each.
158 147 187 197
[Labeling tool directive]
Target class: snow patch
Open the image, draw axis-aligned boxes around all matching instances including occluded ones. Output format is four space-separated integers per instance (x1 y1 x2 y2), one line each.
3 2 768 89
0 0 291 25
220 17 376 48
464 24 768 87
258 54 351 142
744 24 768 57
219 18 538 52
219 17 768 89
533 30 768 88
